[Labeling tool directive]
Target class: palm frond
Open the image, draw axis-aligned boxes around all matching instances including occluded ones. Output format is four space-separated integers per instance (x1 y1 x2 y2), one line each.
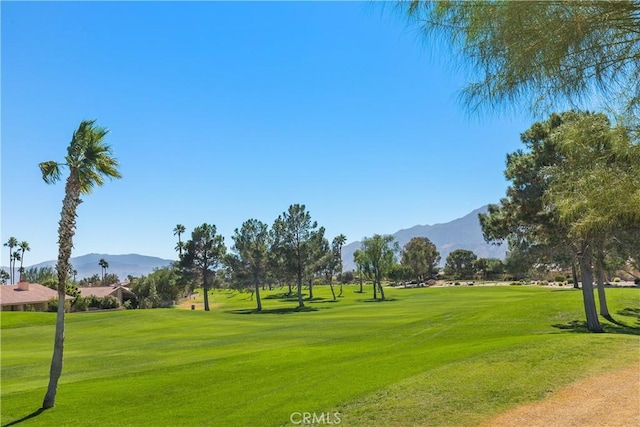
39 161 63 185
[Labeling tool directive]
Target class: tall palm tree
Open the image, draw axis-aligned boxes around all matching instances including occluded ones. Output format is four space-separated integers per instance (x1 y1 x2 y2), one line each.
4 237 18 284
333 234 347 296
174 224 186 257
18 241 30 279
98 258 109 284
39 119 121 409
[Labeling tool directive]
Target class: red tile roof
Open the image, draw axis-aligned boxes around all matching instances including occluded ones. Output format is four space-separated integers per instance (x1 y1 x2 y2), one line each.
0 282 72 306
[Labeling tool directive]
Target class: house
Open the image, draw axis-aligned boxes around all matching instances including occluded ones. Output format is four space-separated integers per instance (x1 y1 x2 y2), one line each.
77 284 136 305
0 280 73 312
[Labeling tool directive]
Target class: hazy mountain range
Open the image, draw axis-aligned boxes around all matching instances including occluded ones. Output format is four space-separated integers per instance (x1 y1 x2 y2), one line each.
341 205 506 272
2 253 174 281
3 205 506 282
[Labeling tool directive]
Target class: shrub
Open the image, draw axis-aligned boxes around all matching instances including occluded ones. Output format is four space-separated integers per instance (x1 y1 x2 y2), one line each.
454 282 460 286
553 275 565 282
613 277 621 282
567 278 574 284
100 295 120 309
539 280 549 286
509 282 523 286
635 278 640 285
72 296 90 312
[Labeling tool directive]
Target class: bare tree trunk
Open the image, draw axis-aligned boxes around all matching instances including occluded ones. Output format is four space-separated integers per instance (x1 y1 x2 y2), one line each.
578 244 603 333
378 280 385 301
328 275 336 301
308 278 314 300
372 279 377 299
594 246 610 317
296 271 304 308
255 278 262 312
571 260 579 289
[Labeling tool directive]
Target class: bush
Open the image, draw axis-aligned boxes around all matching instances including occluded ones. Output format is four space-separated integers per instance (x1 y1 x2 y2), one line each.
72 296 90 312
100 295 120 309
454 282 460 286
635 278 640 285
509 282 523 286
567 278 574 284
553 275 565 282
613 277 621 282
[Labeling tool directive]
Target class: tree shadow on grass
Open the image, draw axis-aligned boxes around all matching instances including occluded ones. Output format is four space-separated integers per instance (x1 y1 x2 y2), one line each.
2 408 45 427
263 292 308 302
552 318 640 335
617 307 640 322
360 298 398 303
226 306 319 315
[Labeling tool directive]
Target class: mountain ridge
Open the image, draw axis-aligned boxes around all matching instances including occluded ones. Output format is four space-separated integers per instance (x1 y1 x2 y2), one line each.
2 253 174 281
341 205 506 271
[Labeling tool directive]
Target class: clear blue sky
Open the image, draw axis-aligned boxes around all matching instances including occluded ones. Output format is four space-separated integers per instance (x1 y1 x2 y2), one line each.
2 1 533 267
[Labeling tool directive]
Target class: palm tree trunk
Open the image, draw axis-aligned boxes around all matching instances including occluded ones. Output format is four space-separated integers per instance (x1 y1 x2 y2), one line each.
43 177 80 409
578 244 603 333
42 287 66 408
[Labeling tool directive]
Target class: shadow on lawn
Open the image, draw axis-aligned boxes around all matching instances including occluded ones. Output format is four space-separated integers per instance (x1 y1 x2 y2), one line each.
552 317 640 335
2 408 45 427
227 306 319 315
263 292 309 302
360 298 398 303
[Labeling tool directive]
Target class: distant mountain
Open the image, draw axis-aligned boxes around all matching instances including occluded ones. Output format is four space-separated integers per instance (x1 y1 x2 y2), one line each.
341 205 506 271
4 253 174 281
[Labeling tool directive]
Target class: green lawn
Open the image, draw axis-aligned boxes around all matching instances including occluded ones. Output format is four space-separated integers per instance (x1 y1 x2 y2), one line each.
1 285 639 426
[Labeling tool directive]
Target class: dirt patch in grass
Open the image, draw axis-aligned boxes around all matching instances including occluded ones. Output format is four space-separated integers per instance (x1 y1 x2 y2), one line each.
480 363 640 427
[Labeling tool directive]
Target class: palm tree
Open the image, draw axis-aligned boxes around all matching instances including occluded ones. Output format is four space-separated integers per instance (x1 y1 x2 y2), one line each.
4 237 18 284
39 119 121 409
98 258 109 284
333 234 347 296
174 224 186 257
18 241 30 279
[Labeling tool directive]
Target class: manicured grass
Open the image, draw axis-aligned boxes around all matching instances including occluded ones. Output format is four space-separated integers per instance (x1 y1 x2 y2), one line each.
1 285 639 426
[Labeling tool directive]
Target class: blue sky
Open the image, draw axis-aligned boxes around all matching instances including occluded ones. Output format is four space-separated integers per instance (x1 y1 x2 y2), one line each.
1 1 533 267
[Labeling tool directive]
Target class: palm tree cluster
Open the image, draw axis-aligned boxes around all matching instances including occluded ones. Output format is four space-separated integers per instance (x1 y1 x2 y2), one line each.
3 237 30 284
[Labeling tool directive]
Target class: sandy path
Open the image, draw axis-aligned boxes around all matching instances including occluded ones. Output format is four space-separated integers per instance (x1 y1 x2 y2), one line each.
482 363 640 427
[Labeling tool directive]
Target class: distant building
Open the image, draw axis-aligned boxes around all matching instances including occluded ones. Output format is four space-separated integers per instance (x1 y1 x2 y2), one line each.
0 280 73 312
77 284 136 305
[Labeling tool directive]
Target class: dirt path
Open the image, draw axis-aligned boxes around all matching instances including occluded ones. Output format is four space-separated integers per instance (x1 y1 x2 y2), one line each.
482 363 640 427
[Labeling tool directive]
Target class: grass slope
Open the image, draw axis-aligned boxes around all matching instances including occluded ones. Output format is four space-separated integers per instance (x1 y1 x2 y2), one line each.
1 285 639 426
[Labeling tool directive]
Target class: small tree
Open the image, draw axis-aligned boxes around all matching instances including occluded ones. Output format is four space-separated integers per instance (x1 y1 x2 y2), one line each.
272 204 319 309
361 234 398 301
401 237 440 282
444 249 478 280
229 219 270 312
181 223 226 311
